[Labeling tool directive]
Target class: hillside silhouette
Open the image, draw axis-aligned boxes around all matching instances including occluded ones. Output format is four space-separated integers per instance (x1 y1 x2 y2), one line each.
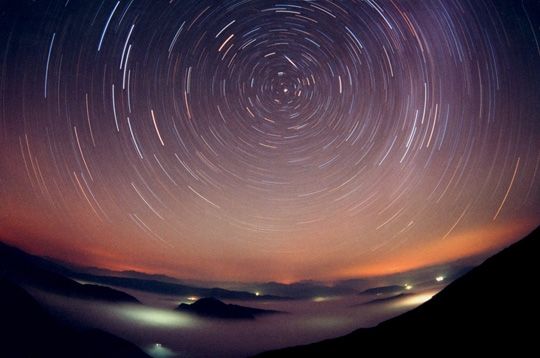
0 240 139 303
0 278 149 357
177 297 283 319
257 226 539 356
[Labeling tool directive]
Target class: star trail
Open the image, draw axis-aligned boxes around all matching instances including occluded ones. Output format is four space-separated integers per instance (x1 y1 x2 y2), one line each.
0 0 539 282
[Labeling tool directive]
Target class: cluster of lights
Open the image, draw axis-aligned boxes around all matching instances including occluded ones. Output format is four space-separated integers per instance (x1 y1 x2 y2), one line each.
404 275 445 291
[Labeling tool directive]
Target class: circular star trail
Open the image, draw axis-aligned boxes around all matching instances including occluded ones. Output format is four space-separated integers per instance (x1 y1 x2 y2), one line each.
0 0 539 281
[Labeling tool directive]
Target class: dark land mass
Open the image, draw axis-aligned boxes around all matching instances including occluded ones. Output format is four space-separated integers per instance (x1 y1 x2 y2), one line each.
0 278 150 358
335 263 472 293
71 272 288 301
257 226 539 356
177 297 283 319
250 281 356 299
0 239 287 301
47 259 195 285
361 293 413 305
359 285 406 296
0 240 139 303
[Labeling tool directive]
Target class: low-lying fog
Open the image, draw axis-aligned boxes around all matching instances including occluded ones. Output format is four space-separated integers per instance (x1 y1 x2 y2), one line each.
31 288 437 357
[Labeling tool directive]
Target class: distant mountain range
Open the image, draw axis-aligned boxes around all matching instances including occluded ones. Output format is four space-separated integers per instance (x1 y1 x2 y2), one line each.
48 249 476 301
232 261 473 300
2 237 477 301
243 280 358 299
361 293 413 305
177 297 283 319
1 226 537 357
0 241 139 303
0 239 287 301
70 272 288 301
359 284 406 295
256 226 539 356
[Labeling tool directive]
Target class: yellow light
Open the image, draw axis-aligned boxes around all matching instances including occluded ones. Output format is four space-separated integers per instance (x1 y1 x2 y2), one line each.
312 296 339 302
145 342 176 357
187 296 198 301
398 292 434 307
405 284 413 290
255 291 260 296
436 276 445 282
118 305 195 327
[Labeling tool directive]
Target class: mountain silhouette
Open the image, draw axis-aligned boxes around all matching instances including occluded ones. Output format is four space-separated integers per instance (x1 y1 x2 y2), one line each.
257 226 539 356
248 281 356 299
70 272 287 300
359 285 406 295
0 239 289 302
0 240 138 303
361 292 413 305
0 278 149 358
177 297 283 319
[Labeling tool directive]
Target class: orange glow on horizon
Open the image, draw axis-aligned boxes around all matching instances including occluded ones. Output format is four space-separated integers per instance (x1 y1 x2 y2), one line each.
335 219 535 280
1 215 536 283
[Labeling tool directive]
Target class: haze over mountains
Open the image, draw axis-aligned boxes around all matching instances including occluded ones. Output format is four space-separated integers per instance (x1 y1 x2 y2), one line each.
257 226 539 356
1 227 537 357
0 278 150 357
0 240 285 301
0 241 139 303
1 235 474 303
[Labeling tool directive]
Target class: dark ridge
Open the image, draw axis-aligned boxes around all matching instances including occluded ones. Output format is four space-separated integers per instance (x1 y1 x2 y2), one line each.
0 240 139 303
359 285 405 295
256 226 539 356
361 292 413 305
0 239 288 301
177 297 284 319
71 273 287 300
0 278 149 358
251 281 356 299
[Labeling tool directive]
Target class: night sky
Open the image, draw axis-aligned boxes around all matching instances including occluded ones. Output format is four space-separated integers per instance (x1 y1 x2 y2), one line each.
0 0 539 282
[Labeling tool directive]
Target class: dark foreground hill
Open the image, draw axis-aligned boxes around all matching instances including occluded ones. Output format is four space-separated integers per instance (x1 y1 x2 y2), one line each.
0 278 150 358
0 240 139 303
177 297 283 319
0 239 285 302
257 226 539 356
